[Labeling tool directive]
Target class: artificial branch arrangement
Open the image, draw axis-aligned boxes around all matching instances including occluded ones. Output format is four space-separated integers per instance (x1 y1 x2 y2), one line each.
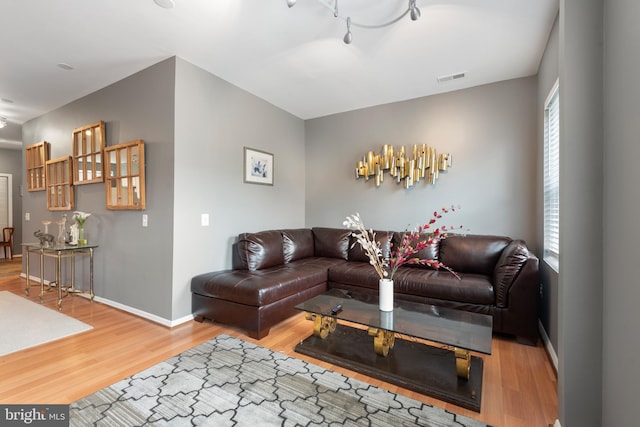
343 205 464 280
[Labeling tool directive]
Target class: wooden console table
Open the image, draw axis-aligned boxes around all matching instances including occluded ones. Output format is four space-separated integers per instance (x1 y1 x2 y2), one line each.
22 243 98 310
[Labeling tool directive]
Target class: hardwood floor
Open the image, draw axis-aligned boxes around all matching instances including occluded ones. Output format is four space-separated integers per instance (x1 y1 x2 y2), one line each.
0 262 557 426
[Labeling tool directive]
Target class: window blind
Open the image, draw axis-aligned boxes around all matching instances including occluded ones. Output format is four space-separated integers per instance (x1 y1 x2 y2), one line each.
543 83 559 271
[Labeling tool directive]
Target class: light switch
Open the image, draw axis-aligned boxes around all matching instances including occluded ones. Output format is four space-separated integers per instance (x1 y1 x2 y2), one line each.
201 213 209 227
142 214 148 227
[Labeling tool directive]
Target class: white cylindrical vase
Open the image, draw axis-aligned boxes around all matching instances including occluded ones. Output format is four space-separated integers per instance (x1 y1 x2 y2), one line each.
379 278 394 312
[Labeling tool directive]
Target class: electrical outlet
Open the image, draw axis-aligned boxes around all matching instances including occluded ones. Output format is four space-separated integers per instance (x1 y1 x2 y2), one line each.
142 214 148 227
25 212 30 221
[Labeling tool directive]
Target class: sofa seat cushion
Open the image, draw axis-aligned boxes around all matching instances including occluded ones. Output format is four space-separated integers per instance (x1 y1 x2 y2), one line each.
392 268 495 305
328 262 381 289
192 257 346 307
328 263 494 305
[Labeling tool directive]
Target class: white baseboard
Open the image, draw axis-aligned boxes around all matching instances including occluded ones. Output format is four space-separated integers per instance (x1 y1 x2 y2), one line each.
19 273 193 328
539 319 558 373
536 322 561 427
91 295 194 327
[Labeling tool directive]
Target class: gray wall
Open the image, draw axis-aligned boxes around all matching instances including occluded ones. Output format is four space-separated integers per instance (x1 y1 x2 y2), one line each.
603 0 640 425
305 77 538 246
558 0 604 425
537 14 560 354
172 58 306 319
0 147 23 256
20 56 306 323
22 58 177 320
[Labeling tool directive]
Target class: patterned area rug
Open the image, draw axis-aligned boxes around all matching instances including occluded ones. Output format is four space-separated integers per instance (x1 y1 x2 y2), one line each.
70 334 490 426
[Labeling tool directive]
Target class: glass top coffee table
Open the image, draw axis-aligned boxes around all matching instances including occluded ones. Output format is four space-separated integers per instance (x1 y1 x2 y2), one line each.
294 289 492 412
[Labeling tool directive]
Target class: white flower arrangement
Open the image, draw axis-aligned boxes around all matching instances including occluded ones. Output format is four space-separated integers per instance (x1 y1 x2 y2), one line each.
72 211 91 227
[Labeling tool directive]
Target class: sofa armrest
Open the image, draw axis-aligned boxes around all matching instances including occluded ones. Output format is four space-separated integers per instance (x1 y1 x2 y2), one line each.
493 240 532 308
501 253 540 344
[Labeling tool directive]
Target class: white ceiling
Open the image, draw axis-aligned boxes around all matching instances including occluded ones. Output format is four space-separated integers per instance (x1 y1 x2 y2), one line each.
0 0 558 145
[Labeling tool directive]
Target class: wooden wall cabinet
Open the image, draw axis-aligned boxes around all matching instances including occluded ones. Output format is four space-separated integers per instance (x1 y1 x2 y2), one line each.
105 140 145 210
25 141 51 191
73 121 105 185
45 156 74 211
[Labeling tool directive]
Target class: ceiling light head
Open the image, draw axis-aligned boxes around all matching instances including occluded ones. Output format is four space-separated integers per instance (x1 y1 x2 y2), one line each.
343 17 352 44
153 0 175 9
0 117 7 129
286 0 297 7
410 0 421 21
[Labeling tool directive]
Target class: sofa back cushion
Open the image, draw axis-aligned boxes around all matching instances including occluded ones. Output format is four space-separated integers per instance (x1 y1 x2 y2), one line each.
439 234 511 275
393 231 439 269
312 228 351 260
349 230 394 263
282 229 314 263
235 230 285 271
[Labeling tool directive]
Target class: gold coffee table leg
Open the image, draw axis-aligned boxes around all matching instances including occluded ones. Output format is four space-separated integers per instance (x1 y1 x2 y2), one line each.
454 347 471 380
367 327 395 357
305 313 336 339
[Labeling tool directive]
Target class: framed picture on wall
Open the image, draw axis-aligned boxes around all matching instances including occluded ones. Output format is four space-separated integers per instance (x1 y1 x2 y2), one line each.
243 147 274 186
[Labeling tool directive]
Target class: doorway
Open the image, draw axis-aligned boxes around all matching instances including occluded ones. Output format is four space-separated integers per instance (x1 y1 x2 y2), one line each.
0 174 13 259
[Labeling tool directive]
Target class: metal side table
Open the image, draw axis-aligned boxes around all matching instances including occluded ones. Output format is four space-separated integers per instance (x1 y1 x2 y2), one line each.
23 243 98 310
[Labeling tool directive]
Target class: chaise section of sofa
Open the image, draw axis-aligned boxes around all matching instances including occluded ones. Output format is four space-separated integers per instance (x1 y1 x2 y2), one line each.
191 228 349 339
191 227 540 345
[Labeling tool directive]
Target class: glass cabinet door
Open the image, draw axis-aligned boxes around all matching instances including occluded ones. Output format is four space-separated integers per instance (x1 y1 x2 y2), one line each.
45 156 74 211
104 140 145 210
25 141 50 191
73 121 105 185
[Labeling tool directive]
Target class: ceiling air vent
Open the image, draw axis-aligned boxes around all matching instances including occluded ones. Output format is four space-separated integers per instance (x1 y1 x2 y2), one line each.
437 72 466 84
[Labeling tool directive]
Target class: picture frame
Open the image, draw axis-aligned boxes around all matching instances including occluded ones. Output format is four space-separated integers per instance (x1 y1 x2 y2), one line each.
243 147 274 185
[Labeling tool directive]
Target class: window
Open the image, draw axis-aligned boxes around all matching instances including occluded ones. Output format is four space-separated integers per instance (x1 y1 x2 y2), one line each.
543 81 559 271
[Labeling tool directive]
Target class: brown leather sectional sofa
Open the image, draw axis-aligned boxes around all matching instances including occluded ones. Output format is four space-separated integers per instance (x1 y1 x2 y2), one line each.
191 227 540 345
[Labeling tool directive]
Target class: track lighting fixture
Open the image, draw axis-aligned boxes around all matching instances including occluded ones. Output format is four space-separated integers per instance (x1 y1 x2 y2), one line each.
286 0 422 45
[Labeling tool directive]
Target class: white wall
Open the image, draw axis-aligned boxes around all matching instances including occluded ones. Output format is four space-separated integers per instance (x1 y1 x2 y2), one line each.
305 77 538 246
172 58 306 319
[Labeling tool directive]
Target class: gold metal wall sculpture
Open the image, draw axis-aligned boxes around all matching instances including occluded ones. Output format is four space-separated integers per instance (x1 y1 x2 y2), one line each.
355 144 452 188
